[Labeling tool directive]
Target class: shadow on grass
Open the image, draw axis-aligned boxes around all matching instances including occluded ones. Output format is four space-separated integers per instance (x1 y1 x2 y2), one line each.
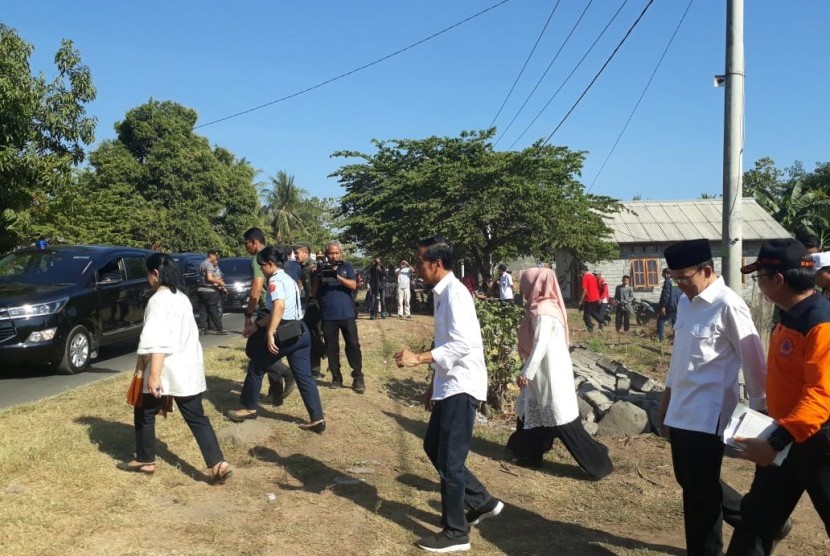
249 446 436 538
74 416 210 483
202 373 308 424
384 376 426 407
250 446 680 556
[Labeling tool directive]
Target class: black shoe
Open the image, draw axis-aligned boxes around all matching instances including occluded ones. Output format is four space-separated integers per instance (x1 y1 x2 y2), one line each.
416 531 470 553
466 499 504 526
199 329 208 336
352 377 365 394
774 517 793 541
216 329 228 335
330 375 343 389
513 456 543 468
298 419 326 434
311 368 323 379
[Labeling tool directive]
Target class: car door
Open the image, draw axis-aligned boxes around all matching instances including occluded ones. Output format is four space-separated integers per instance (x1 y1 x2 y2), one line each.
95 255 129 337
122 254 150 328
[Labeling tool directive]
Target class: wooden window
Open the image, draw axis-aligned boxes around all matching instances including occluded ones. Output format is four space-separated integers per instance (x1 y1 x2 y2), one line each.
631 258 660 288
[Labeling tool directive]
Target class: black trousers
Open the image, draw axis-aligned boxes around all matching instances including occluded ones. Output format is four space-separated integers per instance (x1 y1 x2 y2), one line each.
423 393 493 538
303 301 325 372
134 393 224 468
582 301 603 331
670 427 728 556
615 307 630 331
322 318 362 379
727 429 830 556
196 289 223 332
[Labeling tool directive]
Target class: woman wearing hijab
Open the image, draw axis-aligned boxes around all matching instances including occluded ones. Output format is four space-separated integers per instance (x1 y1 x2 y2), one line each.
507 267 613 479
119 253 232 484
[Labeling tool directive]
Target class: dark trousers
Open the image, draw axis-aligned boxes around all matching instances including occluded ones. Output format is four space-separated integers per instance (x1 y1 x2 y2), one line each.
582 301 603 331
322 318 362 379
196 289 223 332
242 325 324 422
656 313 676 341
670 427 727 556
727 430 830 556
423 393 493 539
134 393 224 468
615 307 630 332
303 301 325 373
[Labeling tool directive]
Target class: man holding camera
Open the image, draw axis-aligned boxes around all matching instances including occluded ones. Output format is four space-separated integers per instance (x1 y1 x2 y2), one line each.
311 240 364 393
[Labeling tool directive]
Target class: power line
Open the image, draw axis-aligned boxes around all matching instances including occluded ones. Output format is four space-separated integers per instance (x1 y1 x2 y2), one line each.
541 0 656 146
488 0 562 129
589 0 694 191
507 0 631 150
195 0 512 129
494 0 595 147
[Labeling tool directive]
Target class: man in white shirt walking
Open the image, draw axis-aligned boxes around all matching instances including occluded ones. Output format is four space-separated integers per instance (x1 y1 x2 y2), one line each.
657 239 767 556
497 263 514 301
395 236 503 553
396 260 412 318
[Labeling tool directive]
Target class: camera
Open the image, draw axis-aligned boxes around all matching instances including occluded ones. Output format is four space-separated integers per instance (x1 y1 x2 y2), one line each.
317 261 340 287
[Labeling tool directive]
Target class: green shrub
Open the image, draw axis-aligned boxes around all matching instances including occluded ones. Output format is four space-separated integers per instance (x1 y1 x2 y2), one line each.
476 298 524 412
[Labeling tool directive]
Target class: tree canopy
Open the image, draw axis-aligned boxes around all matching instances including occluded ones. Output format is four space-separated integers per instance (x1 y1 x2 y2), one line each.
0 24 97 252
331 129 621 277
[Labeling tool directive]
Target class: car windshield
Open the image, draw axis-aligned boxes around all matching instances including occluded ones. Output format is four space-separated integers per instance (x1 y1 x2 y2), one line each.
0 250 93 285
219 259 252 277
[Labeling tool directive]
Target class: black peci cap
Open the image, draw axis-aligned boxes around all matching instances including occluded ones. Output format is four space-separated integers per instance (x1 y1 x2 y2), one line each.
664 239 712 271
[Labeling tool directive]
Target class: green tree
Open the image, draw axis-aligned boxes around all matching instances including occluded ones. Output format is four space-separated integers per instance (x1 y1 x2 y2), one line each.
331 129 621 278
0 24 96 251
260 170 309 245
54 100 260 253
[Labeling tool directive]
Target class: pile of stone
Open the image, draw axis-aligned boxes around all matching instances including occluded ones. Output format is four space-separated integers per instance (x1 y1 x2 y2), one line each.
570 347 666 438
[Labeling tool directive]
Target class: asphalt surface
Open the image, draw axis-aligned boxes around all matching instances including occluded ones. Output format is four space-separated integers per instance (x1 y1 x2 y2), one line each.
0 313 245 411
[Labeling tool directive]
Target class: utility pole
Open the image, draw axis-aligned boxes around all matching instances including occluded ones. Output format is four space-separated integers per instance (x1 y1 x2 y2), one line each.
722 0 744 292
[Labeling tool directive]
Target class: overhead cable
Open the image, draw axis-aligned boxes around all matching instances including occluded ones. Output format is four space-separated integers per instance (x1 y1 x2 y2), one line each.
494 0 595 146
588 0 694 190
195 0 512 129
506 0 631 150
488 0 562 129
541 0 656 146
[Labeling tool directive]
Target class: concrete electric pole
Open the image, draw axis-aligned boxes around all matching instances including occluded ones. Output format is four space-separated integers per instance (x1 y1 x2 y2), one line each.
722 0 744 292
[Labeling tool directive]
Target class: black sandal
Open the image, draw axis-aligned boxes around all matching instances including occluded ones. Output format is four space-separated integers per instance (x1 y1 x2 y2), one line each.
117 461 156 475
209 461 233 485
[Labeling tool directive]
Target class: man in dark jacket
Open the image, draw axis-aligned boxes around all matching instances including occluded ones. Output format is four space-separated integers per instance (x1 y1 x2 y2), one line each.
657 268 679 341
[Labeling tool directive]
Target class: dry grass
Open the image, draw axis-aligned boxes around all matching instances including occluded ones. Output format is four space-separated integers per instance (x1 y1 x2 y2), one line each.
1 314 827 555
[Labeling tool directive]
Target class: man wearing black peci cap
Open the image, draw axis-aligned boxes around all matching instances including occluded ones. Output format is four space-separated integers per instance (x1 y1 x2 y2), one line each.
727 239 830 556
657 239 768 556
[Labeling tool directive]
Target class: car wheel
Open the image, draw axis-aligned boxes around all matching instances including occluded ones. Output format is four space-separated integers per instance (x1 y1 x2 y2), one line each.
56 325 92 375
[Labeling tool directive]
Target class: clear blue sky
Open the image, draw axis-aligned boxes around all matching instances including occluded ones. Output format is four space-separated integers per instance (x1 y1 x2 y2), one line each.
5 1 828 201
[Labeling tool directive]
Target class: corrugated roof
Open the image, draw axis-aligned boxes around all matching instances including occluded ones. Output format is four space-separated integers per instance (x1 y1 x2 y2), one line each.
605 198 791 244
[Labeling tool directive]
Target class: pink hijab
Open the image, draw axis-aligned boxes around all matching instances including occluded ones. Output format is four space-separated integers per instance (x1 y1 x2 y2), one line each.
518 268 569 360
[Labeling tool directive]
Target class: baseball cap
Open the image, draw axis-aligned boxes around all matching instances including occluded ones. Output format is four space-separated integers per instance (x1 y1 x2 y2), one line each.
810 251 830 270
741 238 815 274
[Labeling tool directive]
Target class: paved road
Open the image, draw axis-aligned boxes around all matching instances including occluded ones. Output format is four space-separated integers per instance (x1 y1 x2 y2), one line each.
0 313 246 411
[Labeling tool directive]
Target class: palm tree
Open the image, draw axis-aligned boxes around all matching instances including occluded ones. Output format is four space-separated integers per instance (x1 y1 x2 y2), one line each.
259 170 308 244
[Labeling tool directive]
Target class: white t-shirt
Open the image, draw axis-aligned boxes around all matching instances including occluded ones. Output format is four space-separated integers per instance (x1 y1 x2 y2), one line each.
397 266 411 289
498 271 514 300
137 288 206 397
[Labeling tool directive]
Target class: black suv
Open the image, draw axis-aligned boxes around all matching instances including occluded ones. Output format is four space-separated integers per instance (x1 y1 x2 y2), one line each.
0 245 153 374
170 252 206 313
217 257 253 311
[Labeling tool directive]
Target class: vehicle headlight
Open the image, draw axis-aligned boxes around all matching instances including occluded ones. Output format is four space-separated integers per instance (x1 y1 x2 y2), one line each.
7 297 69 318
233 282 245 292
25 328 58 343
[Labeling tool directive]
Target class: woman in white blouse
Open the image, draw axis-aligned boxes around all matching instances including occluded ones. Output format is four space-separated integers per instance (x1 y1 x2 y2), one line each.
507 268 613 479
118 253 232 484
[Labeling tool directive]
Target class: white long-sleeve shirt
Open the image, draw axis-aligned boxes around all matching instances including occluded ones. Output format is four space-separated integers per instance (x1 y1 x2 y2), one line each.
665 276 767 436
429 272 488 402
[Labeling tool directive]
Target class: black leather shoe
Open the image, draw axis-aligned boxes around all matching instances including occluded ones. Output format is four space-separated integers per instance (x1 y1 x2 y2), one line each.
352 377 365 394
298 419 326 434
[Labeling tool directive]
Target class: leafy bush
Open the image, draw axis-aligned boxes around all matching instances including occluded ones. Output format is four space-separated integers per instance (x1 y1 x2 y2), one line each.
476 298 524 412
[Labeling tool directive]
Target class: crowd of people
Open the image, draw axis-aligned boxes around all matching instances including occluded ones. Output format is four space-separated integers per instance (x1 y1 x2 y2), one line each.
118 229 830 554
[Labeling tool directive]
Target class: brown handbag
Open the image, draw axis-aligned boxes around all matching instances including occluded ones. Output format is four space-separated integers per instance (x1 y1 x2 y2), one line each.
126 371 143 407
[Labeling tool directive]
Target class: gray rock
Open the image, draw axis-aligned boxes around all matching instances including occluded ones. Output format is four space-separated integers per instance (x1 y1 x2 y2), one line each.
596 401 650 437
583 421 599 436
577 396 595 422
615 373 631 395
647 404 666 437
347 467 376 475
583 390 613 417
626 369 657 392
